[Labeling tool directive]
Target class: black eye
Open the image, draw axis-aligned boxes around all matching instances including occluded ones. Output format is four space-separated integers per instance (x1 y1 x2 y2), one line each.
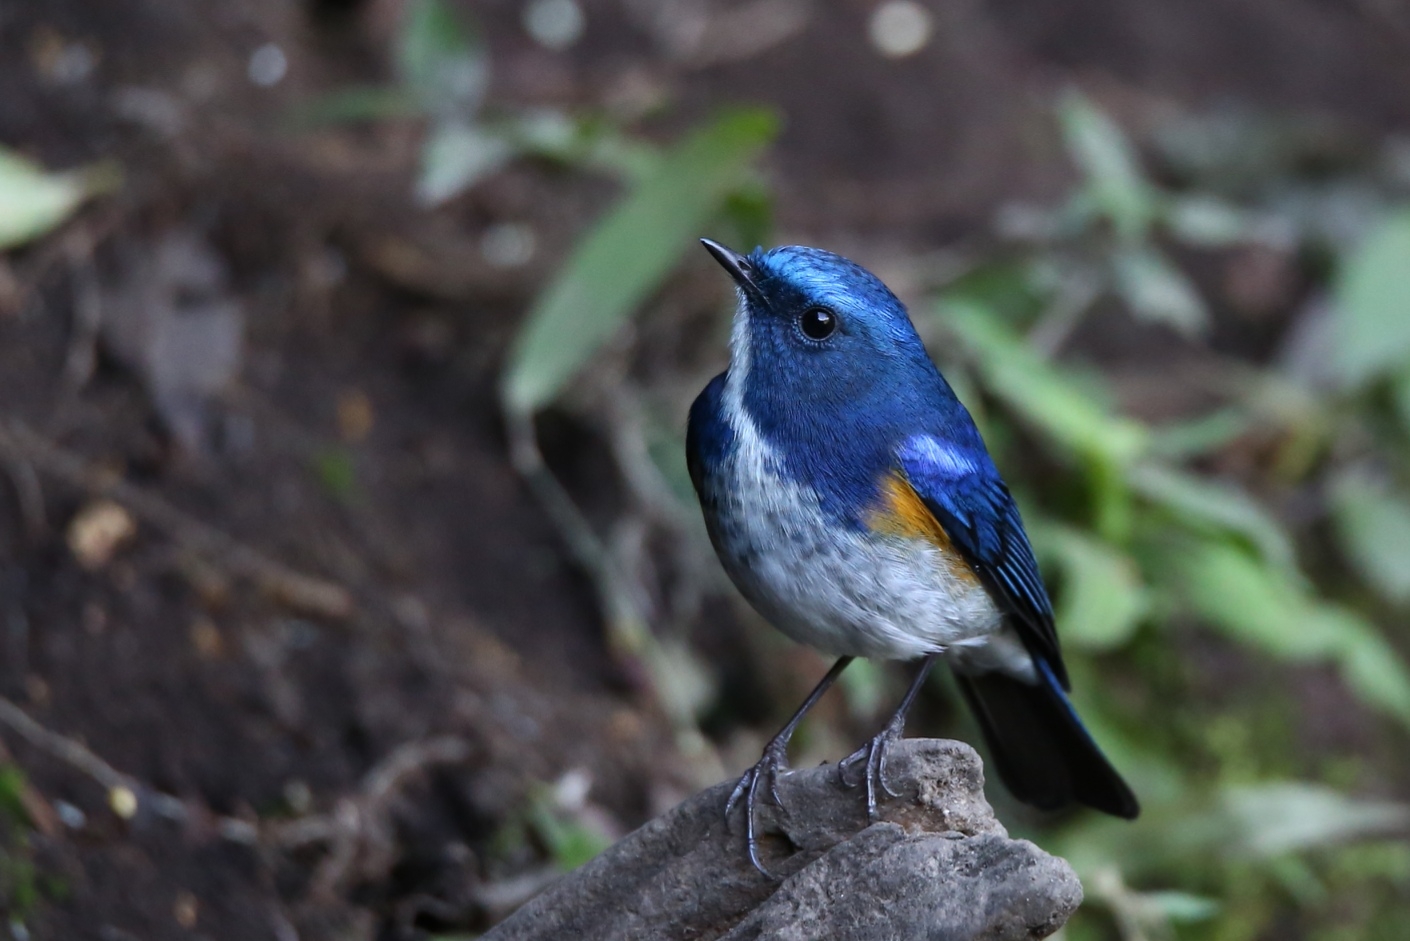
799 307 837 341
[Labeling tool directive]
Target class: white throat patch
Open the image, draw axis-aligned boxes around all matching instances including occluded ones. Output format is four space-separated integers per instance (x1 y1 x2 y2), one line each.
722 290 751 418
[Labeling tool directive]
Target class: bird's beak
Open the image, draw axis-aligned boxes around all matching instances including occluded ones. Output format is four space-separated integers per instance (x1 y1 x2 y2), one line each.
700 239 760 297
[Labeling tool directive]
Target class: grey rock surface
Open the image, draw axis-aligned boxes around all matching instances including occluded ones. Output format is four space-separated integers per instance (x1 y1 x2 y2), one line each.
484 739 1082 941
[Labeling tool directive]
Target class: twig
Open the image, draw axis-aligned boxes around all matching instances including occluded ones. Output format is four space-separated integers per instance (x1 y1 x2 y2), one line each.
502 406 721 783
602 385 692 531
0 693 257 843
601 384 719 635
0 695 131 793
502 408 651 652
270 736 473 899
1 453 46 542
0 690 473 887
472 867 563 921
267 905 302 941
0 690 480 920
11 206 124 325
0 737 58 836
0 417 353 619
60 251 104 394
363 736 472 804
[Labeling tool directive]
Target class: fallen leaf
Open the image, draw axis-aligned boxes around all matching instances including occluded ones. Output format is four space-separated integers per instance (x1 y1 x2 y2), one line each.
67 499 137 569
100 230 245 451
0 146 118 249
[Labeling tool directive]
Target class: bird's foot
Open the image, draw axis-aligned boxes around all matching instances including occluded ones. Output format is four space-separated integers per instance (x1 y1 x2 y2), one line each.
838 717 907 822
725 735 792 879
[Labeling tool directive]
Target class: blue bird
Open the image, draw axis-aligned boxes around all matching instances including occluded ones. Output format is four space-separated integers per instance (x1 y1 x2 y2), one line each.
687 239 1138 876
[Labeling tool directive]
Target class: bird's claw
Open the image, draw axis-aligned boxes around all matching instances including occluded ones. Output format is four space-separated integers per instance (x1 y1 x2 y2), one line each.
724 738 792 879
838 720 906 821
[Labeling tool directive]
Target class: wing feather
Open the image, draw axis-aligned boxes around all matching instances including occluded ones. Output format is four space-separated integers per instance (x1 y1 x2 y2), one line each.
895 435 1068 689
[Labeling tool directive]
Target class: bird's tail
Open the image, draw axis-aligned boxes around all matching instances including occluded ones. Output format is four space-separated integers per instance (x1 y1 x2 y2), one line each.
954 658 1139 819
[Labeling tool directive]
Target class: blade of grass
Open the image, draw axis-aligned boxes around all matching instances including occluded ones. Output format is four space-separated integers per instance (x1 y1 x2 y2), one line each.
501 107 777 416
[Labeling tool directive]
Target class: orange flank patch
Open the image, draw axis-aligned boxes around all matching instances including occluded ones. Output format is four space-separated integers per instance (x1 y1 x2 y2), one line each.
867 473 949 543
865 473 980 585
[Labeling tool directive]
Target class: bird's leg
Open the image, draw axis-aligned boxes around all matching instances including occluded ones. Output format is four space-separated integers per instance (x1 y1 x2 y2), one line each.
840 654 938 821
726 655 853 878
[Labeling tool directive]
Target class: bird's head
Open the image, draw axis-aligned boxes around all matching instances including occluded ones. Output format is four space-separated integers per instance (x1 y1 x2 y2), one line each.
701 240 935 420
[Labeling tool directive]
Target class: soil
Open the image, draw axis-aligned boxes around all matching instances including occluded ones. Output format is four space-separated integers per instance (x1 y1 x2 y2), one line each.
1 1 1408 939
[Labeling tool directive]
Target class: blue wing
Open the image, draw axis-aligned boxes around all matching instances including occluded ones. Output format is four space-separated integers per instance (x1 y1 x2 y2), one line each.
896 434 1068 689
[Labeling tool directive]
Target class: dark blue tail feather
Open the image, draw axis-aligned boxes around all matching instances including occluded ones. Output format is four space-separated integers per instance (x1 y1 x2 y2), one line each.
955 658 1139 819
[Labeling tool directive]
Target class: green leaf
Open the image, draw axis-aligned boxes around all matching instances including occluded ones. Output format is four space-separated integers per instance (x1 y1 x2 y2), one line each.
720 181 773 252
1030 521 1148 651
416 120 513 206
937 299 1147 467
1130 463 1296 573
1393 367 1410 433
1338 619 1410 726
285 86 416 127
1111 245 1208 334
645 419 697 509
1221 783 1410 858
503 110 659 180
1328 468 1410 605
0 148 118 250
396 0 488 115
650 637 715 720
1057 91 1156 240
1172 538 1410 727
1331 209 1410 387
1173 539 1334 659
1141 890 1221 923
501 108 778 415
524 782 613 872
1052 779 1408 881
1166 194 1251 247
529 806 610 872
1147 407 1250 459
313 448 361 504
0 765 30 824
946 259 1045 323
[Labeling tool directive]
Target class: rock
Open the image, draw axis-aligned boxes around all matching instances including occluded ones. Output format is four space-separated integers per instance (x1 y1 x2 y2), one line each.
484 739 1081 940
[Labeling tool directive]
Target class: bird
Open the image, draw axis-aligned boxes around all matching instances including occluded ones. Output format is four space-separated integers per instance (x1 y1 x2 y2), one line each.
686 239 1139 876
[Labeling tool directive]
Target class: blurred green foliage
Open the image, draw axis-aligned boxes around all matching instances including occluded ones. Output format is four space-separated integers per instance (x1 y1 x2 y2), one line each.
313 447 362 505
487 779 613 878
922 92 1410 939
297 0 657 206
0 764 41 931
521 788 613 874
